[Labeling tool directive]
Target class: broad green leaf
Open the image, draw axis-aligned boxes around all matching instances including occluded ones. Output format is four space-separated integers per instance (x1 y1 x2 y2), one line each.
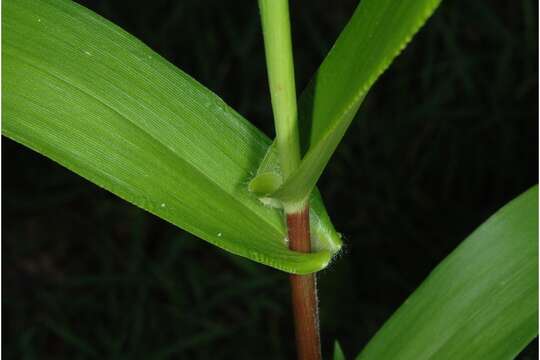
2 0 342 274
356 185 539 359
250 0 442 205
333 341 346 360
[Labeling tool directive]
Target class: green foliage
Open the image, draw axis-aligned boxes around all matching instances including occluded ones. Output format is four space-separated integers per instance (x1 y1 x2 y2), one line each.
3 0 537 357
356 186 538 359
3 0 444 271
333 341 346 360
2 0 341 274
250 0 442 205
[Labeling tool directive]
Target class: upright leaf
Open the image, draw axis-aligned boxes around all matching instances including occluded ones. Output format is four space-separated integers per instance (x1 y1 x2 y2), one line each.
2 0 342 274
333 341 346 360
250 0 442 205
356 185 539 359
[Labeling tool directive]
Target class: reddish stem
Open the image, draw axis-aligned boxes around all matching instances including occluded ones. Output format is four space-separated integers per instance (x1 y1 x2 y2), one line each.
287 206 322 360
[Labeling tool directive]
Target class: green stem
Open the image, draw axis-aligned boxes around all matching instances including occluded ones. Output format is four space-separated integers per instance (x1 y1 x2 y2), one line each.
259 2 321 359
258 0 301 185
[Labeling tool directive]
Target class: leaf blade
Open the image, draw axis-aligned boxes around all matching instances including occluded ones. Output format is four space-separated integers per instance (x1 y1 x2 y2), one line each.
356 185 539 359
2 0 341 274
256 0 442 204
333 341 346 360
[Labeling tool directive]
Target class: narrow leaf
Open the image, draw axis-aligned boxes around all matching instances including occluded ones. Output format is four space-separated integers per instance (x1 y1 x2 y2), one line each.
2 0 342 274
356 185 539 359
252 0 442 204
333 341 346 360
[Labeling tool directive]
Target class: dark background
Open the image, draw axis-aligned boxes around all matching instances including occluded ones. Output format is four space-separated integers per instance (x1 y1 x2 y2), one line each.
3 0 538 359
